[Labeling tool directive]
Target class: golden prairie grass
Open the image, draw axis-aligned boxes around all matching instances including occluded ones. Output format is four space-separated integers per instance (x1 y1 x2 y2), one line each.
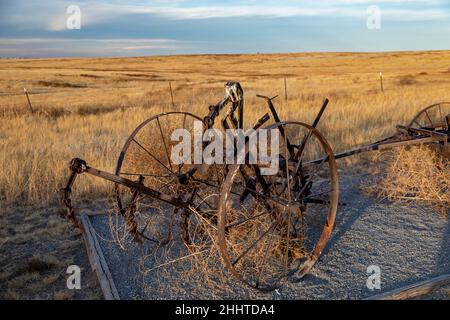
1 51 450 208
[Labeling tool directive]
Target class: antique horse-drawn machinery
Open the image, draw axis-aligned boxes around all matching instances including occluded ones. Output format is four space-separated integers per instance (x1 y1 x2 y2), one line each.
62 82 449 291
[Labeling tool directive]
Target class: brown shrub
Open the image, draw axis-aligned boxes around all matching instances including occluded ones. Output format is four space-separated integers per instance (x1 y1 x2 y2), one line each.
398 75 417 86
366 145 449 215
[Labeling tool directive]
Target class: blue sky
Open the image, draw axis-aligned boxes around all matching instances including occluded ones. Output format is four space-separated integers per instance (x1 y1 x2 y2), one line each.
0 0 449 57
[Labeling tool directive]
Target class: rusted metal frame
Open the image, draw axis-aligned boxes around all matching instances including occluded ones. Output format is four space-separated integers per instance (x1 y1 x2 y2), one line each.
246 114 272 194
177 98 233 184
178 96 231 184
333 136 441 160
304 135 441 166
193 174 290 213
299 99 329 155
218 121 339 291
291 99 330 192
399 125 449 152
238 100 244 130
87 166 186 207
61 170 80 227
70 158 187 209
256 94 295 159
295 99 330 161
397 125 448 139
223 110 272 198
125 175 145 243
203 97 230 128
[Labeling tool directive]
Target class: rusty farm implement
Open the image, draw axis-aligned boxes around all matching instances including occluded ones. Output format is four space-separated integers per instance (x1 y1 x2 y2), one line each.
62 82 449 291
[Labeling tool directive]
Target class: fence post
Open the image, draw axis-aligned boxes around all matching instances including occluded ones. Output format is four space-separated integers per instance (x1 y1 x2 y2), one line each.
168 81 175 108
24 88 34 113
379 72 384 92
284 77 288 101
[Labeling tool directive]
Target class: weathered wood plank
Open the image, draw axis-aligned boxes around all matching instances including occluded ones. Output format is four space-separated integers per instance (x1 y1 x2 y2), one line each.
365 274 450 300
79 213 120 300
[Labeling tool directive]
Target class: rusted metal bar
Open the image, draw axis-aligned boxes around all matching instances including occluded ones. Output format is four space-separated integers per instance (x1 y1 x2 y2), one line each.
304 135 441 166
334 136 441 159
203 97 230 128
397 125 448 139
61 171 79 227
238 100 244 130
295 98 330 161
256 94 295 158
69 158 186 208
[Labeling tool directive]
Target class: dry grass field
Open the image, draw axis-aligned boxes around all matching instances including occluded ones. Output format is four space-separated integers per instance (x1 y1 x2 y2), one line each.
1 51 449 299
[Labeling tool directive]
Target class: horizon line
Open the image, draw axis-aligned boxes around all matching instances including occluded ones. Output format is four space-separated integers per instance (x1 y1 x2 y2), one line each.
2 48 450 60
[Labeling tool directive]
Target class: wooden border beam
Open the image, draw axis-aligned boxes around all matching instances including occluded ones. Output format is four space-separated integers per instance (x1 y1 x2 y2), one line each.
79 213 120 300
365 274 450 300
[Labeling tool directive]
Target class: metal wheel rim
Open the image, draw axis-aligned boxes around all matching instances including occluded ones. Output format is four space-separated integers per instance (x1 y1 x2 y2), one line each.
217 121 339 291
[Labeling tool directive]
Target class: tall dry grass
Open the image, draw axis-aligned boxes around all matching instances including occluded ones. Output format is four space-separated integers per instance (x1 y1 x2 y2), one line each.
1 51 450 209
366 146 449 214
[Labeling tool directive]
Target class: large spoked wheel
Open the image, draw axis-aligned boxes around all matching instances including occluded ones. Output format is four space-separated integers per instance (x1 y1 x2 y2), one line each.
114 112 225 268
407 102 450 157
407 102 450 131
217 121 339 291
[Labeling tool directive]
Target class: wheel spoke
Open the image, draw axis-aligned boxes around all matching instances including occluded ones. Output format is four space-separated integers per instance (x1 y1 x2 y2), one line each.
294 157 328 202
225 210 271 229
232 213 283 267
425 110 433 126
156 116 173 171
255 229 277 288
132 138 174 175
296 128 313 160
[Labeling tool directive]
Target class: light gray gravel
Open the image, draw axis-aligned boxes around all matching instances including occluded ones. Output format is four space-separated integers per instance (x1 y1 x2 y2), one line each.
90 175 449 300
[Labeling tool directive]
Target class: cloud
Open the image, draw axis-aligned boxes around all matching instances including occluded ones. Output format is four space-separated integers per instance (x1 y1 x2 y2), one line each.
0 37 186 57
2 0 448 31
119 5 450 21
79 1 450 21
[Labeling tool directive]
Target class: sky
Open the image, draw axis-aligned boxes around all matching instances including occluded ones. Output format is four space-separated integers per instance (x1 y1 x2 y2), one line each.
0 0 449 57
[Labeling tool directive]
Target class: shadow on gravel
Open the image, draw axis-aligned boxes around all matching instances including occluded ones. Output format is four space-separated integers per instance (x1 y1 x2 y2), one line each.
438 216 450 273
321 176 375 257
